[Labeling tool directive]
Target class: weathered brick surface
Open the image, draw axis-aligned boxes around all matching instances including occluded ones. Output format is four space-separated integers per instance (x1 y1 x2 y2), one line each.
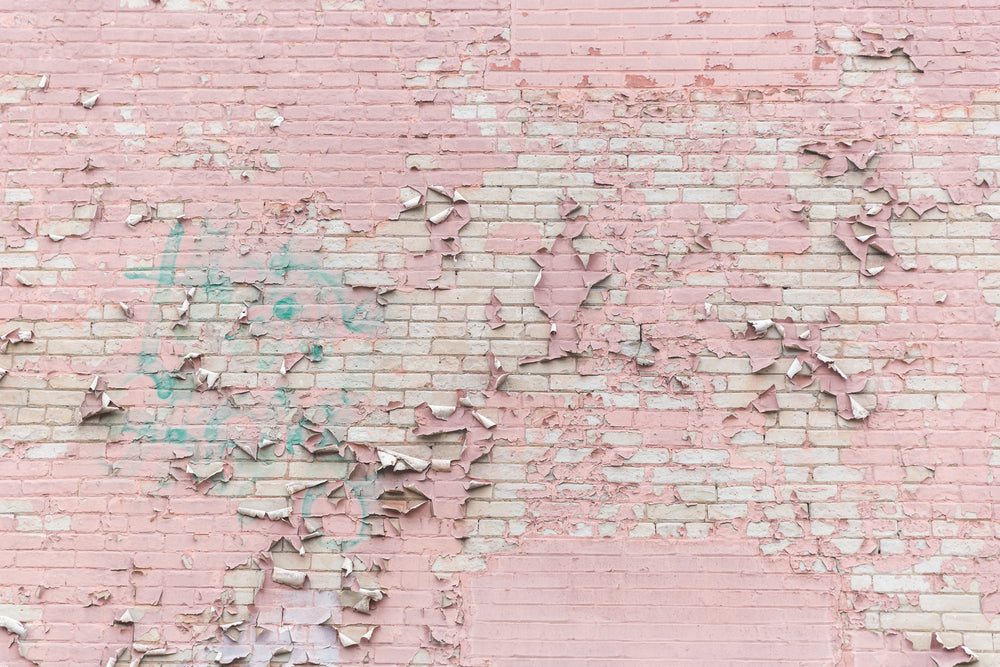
465 537 843 665
3 0 1000 665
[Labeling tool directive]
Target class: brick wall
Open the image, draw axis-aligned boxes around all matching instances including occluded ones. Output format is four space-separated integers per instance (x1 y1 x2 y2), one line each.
1 0 1000 664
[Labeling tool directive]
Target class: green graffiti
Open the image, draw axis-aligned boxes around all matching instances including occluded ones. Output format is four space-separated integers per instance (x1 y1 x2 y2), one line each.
165 427 188 445
116 206 390 561
269 243 294 277
273 296 300 320
151 370 175 399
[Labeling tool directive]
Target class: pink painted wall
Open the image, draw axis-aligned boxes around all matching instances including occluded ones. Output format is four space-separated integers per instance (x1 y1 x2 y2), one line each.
0 0 998 664
465 537 841 665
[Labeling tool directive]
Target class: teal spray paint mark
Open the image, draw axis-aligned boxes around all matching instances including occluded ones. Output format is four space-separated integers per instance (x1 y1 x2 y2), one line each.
106 204 411 664
117 214 387 556
273 296 300 320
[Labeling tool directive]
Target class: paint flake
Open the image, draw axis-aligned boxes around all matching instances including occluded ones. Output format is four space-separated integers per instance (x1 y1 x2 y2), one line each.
114 609 143 625
336 624 375 648
750 385 779 413
486 291 506 329
272 567 307 589
0 616 25 638
78 376 124 422
521 221 609 364
376 448 431 472
186 462 225 482
0 328 33 352
802 140 877 177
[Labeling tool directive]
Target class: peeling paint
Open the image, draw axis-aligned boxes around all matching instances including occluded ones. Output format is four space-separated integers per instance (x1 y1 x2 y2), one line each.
4 0 1000 664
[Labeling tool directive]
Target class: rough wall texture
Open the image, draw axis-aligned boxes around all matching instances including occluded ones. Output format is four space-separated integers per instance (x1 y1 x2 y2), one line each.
2 0 1000 665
